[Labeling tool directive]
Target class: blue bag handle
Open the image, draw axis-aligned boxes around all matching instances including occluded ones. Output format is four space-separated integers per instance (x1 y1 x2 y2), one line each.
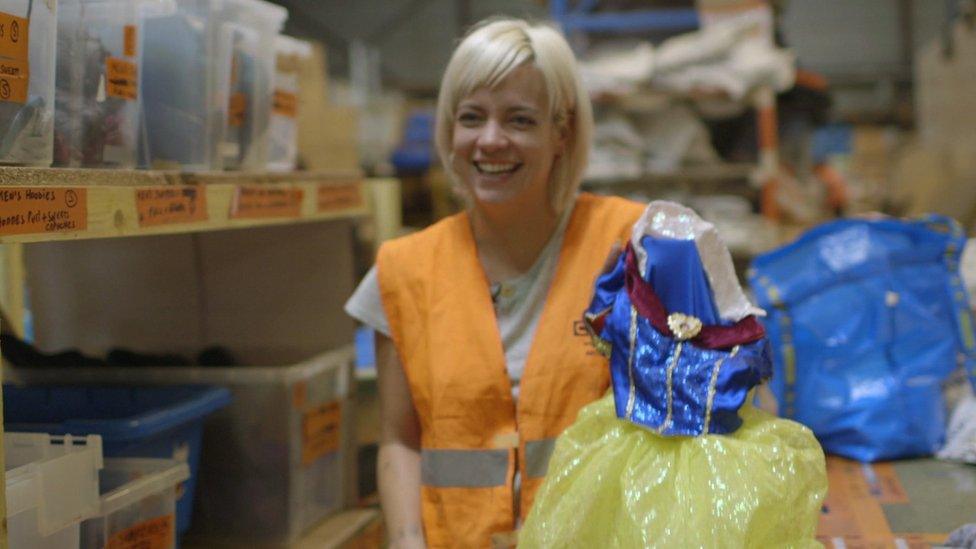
926 215 976 389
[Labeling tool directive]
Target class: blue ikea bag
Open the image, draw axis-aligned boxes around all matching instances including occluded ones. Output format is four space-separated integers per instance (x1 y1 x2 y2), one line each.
749 215 976 462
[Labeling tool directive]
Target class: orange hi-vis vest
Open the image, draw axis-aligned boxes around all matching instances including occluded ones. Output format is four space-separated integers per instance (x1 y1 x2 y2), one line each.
377 193 644 547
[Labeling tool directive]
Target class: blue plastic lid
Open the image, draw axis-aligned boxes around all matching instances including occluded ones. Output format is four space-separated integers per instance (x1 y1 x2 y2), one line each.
3 385 232 443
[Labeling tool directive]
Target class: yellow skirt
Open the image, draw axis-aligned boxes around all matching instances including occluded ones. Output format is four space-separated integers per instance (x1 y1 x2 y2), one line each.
519 392 827 548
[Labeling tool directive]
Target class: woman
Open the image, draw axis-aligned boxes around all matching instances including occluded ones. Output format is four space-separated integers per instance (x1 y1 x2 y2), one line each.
345 18 643 548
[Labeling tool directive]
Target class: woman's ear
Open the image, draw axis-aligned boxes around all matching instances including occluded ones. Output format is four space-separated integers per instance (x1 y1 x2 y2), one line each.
554 115 572 156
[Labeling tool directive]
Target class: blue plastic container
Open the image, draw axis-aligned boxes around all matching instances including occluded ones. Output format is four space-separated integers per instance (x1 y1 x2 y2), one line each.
3 384 231 537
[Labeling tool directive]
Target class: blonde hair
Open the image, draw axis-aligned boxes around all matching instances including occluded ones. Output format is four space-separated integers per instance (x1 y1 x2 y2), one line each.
434 18 592 214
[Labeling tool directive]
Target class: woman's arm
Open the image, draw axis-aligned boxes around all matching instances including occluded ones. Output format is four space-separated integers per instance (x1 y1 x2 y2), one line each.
376 332 426 548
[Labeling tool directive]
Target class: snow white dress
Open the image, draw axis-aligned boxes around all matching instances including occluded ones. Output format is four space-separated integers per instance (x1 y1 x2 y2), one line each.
519 201 827 548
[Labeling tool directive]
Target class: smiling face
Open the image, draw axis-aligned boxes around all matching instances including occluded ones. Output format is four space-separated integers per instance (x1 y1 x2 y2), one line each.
451 64 566 210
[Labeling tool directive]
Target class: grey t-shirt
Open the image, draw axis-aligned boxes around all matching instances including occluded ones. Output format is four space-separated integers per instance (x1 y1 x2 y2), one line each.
344 209 572 400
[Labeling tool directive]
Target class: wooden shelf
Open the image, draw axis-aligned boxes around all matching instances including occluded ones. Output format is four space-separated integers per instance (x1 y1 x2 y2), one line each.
181 507 382 548
0 167 367 244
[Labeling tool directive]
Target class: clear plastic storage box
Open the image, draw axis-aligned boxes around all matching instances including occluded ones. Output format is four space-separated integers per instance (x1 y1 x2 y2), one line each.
3 384 232 538
214 0 286 170
0 0 57 166
54 0 147 167
140 0 223 170
5 432 103 549
7 348 354 545
81 458 190 549
266 35 310 172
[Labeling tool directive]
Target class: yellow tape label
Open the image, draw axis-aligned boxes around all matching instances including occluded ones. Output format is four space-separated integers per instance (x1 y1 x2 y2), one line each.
123 24 137 57
0 12 29 62
0 188 88 236
230 186 303 219
228 92 247 127
135 186 208 227
273 89 297 118
106 57 138 100
302 400 342 465
317 183 363 213
0 58 28 104
106 514 174 549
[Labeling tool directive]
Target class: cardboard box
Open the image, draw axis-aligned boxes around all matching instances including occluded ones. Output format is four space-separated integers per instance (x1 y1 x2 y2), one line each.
297 43 360 172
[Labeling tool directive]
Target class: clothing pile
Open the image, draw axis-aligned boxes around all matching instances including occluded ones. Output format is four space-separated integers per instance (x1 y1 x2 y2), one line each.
579 18 795 101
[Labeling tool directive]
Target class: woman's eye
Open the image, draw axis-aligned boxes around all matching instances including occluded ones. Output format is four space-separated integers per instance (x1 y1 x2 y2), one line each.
458 112 481 124
511 115 537 127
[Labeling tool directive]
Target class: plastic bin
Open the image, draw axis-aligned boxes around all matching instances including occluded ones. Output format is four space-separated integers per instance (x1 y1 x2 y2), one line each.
5 432 103 549
214 0 286 170
140 0 223 170
54 0 151 167
3 384 232 538
0 0 57 166
7 347 354 545
81 458 190 549
266 34 310 172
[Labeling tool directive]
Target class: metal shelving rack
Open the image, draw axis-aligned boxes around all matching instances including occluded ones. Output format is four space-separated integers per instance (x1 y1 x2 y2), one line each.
551 0 699 34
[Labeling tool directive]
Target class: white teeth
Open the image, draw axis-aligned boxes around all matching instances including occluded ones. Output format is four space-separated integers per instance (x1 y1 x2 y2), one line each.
476 162 517 174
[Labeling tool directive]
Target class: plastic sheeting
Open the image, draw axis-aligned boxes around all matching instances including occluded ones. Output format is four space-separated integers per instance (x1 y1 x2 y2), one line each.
750 215 976 462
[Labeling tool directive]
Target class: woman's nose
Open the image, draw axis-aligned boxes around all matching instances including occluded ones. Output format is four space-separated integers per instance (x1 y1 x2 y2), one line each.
476 119 508 151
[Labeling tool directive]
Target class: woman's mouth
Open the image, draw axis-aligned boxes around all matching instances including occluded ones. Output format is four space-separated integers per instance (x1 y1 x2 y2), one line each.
474 161 521 175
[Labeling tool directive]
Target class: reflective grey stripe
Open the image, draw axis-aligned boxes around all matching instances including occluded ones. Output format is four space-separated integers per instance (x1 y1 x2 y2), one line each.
421 448 509 488
525 438 557 479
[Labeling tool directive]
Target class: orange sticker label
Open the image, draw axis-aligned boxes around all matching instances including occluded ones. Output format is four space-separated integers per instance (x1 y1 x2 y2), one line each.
0 58 29 104
106 57 138 100
317 183 363 213
292 381 307 410
302 400 342 465
135 186 208 227
273 89 297 118
123 25 137 57
228 92 247 127
106 514 174 549
230 186 303 219
0 188 87 236
0 12 29 62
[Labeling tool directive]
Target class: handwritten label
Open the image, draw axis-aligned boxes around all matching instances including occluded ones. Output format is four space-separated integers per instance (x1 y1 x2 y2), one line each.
0 12 29 62
0 188 87 236
272 89 297 118
230 186 303 219
135 186 208 227
228 92 247 127
106 514 174 549
317 183 363 213
123 25 137 57
302 400 342 465
106 57 138 100
0 58 28 104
